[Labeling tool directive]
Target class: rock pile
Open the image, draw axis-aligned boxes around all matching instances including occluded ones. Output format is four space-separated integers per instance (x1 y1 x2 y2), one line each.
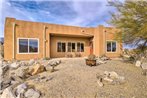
0 58 62 97
96 71 125 87
1 83 40 98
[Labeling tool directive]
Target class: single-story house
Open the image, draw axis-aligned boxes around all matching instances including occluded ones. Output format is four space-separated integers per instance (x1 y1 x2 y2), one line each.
4 17 122 60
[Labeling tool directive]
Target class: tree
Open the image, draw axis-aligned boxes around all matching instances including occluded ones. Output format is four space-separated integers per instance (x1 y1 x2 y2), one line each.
108 0 147 51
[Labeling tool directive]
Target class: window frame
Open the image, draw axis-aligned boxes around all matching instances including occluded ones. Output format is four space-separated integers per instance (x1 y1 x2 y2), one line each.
77 42 84 52
57 42 66 52
17 38 39 54
106 40 117 53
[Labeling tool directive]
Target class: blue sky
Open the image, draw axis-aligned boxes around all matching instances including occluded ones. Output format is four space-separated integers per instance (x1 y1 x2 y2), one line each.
0 0 116 38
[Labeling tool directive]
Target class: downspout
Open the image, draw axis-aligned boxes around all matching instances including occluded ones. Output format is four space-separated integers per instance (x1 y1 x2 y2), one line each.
12 22 16 59
43 25 46 58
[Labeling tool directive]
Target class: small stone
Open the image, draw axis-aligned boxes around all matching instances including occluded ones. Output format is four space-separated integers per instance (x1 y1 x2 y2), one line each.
24 89 40 98
141 63 147 70
103 77 113 82
109 71 119 79
97 80 104 87
135 60 141 67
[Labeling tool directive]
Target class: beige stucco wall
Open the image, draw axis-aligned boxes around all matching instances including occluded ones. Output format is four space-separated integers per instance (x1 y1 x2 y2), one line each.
50 36 90 58
4 17 122 60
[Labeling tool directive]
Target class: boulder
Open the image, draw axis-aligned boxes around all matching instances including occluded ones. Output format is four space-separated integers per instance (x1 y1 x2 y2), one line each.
47 59 61 66
9 62 20 69
45 60 61 71
14 66 29 79
0 63 9 78
1 78 11 90
135 60 141 67
104 71 119 79
15 83 27 96
29 64 46 75
29 59 35 65
0 65 3 78
24 88 40 98
1 87 16 98
19 61 28 66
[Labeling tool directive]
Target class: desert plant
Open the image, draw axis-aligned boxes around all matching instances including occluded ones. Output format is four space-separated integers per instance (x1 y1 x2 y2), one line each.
88 54 96 60
86 54 97 66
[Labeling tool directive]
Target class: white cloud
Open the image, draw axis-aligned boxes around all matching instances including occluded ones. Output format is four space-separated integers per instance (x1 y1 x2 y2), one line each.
64 0 112 26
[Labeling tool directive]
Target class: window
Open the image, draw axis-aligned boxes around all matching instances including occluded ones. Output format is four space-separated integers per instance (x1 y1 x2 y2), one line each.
19 39 28 53
29 39 38 53
107 41 116 52
18 38 39 53
77 42 84 52
57 42 66 52
67 42 72 52
72 43 75 52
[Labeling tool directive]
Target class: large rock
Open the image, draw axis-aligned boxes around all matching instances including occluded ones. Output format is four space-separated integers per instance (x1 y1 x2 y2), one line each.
135 60 141 67
15 83 27 96
29 59 35 65
14 66 29 79
104 71 119 79
45 59 61 71
1 87 16 98
9 62 20 69
0 62 9 78
24 88 40 98
1 78 11 90
29 64 45 75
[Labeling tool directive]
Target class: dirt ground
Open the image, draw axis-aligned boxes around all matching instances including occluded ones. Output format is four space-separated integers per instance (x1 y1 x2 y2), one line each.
26 58 147 98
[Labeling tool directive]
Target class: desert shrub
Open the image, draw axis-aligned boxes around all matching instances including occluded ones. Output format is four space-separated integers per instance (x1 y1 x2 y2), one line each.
88 54 96 60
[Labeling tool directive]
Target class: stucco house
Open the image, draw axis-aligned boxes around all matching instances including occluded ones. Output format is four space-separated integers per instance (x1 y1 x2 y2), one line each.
4 17 122 60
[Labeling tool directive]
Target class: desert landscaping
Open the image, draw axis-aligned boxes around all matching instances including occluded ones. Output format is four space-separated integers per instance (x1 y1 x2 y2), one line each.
0 0 147 98
0 56 147 98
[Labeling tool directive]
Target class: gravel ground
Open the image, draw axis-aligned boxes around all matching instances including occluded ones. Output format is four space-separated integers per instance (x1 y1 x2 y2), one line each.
26 58 147 98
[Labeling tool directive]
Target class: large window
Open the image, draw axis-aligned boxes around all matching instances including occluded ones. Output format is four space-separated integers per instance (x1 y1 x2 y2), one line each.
57 42 66 52
57 42 84 52
107 41 116 52
18 38 39 53
77 42 84 52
